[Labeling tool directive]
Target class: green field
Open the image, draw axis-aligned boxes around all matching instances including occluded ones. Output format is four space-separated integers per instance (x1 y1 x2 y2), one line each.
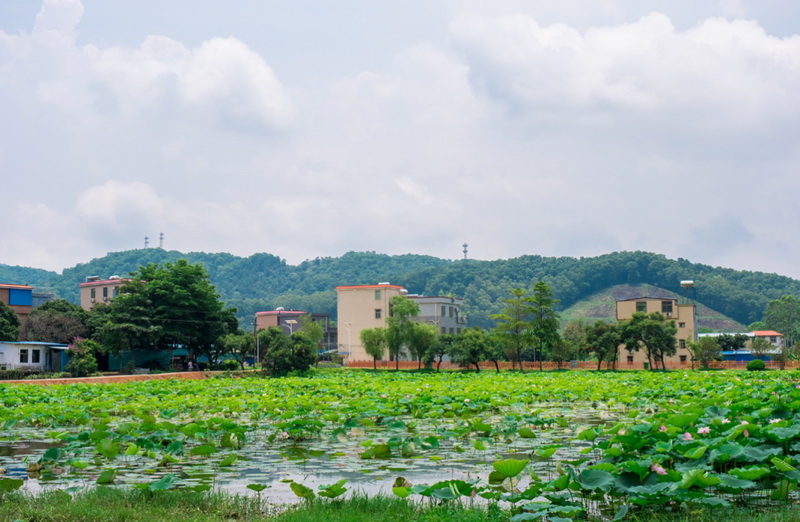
1 369 800 520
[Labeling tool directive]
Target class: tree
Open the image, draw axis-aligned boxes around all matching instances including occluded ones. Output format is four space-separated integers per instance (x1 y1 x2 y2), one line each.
221 330 255 370
409 323 438 369
716 333 749 352
764 295 800 347
92 260 238 369
483 332 506 373
259 327 293 376
26 299 89 344
0 301 21 341
427 333 457 372
298 314 325 358
289 332 318 373
584 321 620 370
452 327 490 372
618 312 677 370
491 288 534 371
687 337 721 370
750 336 773 359
65 338 100 377
529 281 561 370
360 327 387 369
385 295 420 370
561 319 588 361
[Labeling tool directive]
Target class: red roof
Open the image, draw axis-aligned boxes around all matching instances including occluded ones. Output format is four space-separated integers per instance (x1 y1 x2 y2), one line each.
0 283 32 290
751 330 783 337
79 278 129 287
336 284 405 291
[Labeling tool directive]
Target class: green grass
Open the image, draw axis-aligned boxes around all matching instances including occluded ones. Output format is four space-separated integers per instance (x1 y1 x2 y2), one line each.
3 489 800 522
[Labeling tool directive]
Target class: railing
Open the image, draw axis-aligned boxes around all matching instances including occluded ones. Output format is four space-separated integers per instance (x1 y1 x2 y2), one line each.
345 359 800 371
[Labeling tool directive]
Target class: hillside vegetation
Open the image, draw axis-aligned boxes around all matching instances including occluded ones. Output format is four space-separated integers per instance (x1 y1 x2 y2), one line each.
2 250 798 329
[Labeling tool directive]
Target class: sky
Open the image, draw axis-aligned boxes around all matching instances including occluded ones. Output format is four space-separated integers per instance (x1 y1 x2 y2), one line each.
1 0 799 279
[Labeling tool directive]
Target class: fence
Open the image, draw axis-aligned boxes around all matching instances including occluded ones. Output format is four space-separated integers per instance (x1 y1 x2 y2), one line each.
346 359 800 371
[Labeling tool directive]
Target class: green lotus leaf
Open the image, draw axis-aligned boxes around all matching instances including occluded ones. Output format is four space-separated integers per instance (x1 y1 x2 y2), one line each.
493 458 529 478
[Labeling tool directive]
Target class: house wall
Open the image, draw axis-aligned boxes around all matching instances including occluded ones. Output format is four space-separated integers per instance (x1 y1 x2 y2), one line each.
0 342 48 371
0 284 33 340
336 284 405 362
616 298 696 367
408 296 467 335
79 279 126 310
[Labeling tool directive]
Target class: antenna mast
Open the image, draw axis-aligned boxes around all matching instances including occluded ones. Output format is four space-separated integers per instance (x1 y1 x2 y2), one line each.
159 232 164 249
462 243 468 260
144 236 149 248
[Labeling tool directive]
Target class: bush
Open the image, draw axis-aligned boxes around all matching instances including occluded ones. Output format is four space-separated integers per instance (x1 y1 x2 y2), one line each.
216 359 240 372
746 359 767 371
65 338 99 378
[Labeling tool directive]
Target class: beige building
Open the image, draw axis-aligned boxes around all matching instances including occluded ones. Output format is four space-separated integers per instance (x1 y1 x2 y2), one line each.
616 297 696 367
79 276 128 310
336 283 406 362
336 284 467 363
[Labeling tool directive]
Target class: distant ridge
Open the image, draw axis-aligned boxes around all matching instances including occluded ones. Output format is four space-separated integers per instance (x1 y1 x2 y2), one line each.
1 249 798 330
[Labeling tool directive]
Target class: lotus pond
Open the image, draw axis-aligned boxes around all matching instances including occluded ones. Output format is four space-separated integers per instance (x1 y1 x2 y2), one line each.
1 369 800 520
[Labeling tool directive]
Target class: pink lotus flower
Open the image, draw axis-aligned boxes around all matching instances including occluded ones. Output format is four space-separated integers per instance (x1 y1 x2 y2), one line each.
721 418 731 424
683 432 693 441
697 427 711 435
651 463 667 475
743 430 750 438
769 418 781 424
659 425 667 433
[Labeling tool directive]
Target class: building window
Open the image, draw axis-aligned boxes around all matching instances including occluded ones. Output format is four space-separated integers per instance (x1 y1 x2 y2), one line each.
374 290 381 300
32 350 40 364
661 301 673 315
441 327 446 334
19 349 28 363
91 288 96 299
441 305 446 317
457 328 462 334
636 301 647 313
103 287 108 299
449 327 455 334
449 307 454 317
374 309 382 319
678 322 686 328
627 356 634 363
113 287 119 297
680 355 687 362
679 340 686 349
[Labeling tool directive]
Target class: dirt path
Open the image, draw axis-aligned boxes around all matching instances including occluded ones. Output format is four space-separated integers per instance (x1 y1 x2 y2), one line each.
0 371 210 386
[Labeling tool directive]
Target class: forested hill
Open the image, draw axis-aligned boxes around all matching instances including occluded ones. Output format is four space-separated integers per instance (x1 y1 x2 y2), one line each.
3 250 799 329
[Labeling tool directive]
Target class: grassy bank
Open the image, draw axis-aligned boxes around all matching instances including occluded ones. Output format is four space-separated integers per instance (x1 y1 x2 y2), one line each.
2 489 800 522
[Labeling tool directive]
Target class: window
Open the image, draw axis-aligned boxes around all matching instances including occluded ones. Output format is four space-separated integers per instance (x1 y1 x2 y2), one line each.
103 287 108 299
91 288 96 299
374 309 382 319
441 305 446 316
449 327 455 334
678 322 686 328
457 328 462 334
19 349 28 363
680 355 687 362
449 307 454 317
374 290 381 300
627 356 634 363
636 301 647 313
32 350 40 364
679 340 686 349
661 301 673 315
113 287 119 297
441 327 446 334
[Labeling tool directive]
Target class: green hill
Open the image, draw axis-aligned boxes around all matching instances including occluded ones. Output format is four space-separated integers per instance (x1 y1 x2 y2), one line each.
1 249 798 331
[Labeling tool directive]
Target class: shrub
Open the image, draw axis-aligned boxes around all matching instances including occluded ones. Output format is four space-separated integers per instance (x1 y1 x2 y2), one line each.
746 359 767 371
216 359 240 372
65 338 99 378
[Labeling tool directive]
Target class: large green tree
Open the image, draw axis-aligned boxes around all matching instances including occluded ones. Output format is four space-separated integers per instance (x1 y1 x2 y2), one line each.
619 312 677 370
530 281 560 370
584 321 620 370
0 301 20 341
221 330 255 370
92 260 238 367
385 295 420 370
491 288 534 371
26 299 89 344
452 327 490 372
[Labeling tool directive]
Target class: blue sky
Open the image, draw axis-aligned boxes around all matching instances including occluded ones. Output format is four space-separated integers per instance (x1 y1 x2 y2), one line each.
1 0 799 279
